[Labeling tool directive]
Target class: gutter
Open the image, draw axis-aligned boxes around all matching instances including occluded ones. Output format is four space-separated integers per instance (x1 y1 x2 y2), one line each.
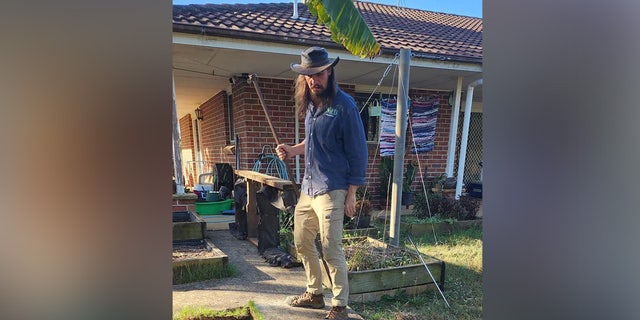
379 47 482 65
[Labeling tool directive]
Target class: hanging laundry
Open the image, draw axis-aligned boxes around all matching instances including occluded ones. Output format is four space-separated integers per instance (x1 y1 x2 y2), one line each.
410 96 439 154
378 98 395 156
379 98 408 156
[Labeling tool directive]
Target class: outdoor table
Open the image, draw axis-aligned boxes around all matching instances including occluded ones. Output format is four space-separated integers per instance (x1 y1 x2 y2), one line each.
234 170 295 242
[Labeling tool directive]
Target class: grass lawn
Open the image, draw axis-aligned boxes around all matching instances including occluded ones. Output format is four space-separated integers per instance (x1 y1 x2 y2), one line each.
173 262 237 285
350 224 482 319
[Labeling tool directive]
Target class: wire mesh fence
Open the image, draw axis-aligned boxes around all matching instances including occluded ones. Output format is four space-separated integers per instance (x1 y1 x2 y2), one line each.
455 112 483 184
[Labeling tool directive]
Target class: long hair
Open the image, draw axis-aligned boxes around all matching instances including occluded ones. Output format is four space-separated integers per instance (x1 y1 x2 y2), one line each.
294 68 339 120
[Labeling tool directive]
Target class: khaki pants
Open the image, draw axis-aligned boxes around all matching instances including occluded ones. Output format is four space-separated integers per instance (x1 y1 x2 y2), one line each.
293 190 349 307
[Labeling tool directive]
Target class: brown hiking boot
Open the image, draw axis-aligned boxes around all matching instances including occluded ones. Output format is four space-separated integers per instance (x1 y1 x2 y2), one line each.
287 291 325 309
325 306 348 320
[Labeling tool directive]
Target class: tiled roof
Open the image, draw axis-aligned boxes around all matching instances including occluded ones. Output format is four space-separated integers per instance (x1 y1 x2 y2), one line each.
173 1 482 63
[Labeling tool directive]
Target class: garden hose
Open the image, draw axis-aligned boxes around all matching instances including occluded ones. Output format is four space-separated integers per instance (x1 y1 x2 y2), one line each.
252 146 289 180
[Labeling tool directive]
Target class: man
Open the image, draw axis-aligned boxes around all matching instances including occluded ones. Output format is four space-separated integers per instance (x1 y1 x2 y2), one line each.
276 47 368 320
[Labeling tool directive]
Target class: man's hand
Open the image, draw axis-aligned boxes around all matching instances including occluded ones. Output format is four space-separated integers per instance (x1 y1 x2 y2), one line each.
276 144 291 161
344 185 358 217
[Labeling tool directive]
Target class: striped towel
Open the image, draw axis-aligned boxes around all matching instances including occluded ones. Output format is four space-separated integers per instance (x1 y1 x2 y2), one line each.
410 96 439 154
379 98 406 156
379 98 409 157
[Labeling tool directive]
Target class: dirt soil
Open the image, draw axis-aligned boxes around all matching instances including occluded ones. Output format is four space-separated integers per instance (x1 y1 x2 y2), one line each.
172 241 219 261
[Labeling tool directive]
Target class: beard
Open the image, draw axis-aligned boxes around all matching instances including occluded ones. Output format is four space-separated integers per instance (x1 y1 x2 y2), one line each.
309 84 330 100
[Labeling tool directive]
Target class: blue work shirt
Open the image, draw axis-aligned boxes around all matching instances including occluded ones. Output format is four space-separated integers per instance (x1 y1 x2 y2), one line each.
301 89 368 197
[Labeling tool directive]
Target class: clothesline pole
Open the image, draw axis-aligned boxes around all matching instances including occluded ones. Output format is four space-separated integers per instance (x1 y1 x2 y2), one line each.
389 48 411 246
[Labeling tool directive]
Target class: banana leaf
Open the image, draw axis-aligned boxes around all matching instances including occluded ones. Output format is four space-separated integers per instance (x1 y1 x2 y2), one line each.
305 0 380 58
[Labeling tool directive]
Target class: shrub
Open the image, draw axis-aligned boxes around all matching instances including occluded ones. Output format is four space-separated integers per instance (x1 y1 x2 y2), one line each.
412 192 481 221
455 196 482 220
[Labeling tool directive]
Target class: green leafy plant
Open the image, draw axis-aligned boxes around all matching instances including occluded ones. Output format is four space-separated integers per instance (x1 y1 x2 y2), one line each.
279 209 294 250
402 160 417 193
378 158 420 199
305 0 380 58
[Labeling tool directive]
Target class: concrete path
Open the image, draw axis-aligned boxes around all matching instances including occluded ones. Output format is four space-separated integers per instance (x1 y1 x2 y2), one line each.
172 230 364 320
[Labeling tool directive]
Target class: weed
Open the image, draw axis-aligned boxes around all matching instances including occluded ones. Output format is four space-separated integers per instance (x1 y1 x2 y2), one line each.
343 238 421 271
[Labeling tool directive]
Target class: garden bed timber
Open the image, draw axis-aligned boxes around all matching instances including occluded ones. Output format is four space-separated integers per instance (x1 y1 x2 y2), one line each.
173 211 206 244
172 238 229 284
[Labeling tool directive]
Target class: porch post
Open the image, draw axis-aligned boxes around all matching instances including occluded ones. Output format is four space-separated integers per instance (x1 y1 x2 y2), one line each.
446 76 463 177
172 73 185 194
455 79 482 199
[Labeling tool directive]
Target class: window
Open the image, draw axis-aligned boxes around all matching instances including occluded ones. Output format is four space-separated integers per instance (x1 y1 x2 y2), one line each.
353 92 396 143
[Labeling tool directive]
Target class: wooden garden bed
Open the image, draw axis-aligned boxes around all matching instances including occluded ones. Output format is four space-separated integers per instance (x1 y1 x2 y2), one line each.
290 236 445 303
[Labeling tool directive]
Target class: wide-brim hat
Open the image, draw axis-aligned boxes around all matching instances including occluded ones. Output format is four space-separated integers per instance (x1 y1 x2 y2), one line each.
290 47 339 75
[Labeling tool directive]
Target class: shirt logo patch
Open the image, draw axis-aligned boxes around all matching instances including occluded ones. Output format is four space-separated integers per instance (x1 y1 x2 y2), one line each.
324 107 338 117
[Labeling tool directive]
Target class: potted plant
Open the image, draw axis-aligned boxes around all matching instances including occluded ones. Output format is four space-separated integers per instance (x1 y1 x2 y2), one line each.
379 158 419 208
401 160 417 208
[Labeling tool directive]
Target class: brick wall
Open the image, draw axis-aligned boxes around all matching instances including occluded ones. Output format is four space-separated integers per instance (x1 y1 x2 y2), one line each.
233 78 297 171
198 91 237 174
172 194 197 213
179 113 195 186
